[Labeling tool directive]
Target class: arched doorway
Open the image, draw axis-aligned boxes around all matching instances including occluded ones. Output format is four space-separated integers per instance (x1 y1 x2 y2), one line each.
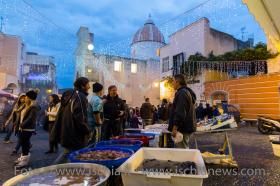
211 91 228 103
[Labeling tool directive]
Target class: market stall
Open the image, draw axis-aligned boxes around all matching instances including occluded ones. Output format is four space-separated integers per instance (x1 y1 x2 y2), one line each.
0 89 18 100
124 124 173 148
3 163 111 186
118 148 208 186
194 129 237 167
6 116 234 186
194 114 238 167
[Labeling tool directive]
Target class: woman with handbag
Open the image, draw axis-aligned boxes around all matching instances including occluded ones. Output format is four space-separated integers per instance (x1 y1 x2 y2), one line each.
45 94 60 154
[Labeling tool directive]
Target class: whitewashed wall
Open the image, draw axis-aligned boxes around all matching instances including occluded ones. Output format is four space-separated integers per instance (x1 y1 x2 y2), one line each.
131 41 164 60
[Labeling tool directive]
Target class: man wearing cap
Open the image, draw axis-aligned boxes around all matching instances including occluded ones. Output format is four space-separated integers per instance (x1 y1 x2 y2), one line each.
87 82 104 146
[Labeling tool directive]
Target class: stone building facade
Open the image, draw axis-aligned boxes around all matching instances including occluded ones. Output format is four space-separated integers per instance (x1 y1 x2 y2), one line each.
75 17 164 106
21 52 57 99
159 18 252 101
0 33 25 93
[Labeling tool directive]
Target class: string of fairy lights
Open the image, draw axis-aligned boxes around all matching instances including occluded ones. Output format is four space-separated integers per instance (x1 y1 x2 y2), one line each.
0 0 266 89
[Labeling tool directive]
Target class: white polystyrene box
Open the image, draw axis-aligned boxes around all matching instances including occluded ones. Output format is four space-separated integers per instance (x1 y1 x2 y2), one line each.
269 135 280 141
272 142 280 157
117 148 208 186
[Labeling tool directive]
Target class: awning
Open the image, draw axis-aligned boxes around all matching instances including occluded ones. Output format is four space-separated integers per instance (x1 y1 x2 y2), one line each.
243 0 280 52
0 90 18 99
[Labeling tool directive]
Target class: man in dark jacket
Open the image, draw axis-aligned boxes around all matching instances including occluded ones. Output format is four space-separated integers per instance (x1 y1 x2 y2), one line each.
52 77 90 152
158 99 169 122
102 85 125 140
122 100 129 130
169 74 196 149
140 98 153 126
205 103 214 119
196 103 205 121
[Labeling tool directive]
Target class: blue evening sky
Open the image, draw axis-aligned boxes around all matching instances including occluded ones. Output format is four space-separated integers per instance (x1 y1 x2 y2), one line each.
0 0 266 88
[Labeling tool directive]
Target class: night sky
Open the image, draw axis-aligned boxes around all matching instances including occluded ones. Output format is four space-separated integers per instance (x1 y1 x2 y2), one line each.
0 0 266 88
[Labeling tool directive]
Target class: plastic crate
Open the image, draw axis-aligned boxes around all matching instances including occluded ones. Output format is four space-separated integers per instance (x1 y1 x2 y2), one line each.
124 129 142 134
115 136 150 147
117 148 208 186
125 132 155 140
145 124 169 130
272 141 280 157
269 135 280 141
96 139 143 152
68 147 134 168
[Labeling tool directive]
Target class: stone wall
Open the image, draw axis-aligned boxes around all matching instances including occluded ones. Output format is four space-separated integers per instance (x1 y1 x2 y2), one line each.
205 73 280 119
0 34 23 81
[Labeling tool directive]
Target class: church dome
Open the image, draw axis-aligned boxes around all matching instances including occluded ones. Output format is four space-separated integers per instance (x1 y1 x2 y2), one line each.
132 16 165 45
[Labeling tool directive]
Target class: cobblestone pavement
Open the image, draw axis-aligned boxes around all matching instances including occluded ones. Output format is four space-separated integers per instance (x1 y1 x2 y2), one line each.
0 126 279 186
200 126 280 186
0 128 61 185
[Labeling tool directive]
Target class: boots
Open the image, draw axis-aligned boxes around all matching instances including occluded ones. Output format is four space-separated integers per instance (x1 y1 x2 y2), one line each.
16 154 30 168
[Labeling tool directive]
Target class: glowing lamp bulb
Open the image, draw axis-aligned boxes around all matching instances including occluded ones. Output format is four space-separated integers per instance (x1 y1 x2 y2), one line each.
88 44 94 51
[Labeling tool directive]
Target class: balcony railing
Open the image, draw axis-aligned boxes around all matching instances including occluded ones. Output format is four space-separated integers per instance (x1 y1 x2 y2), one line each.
178 60 268 81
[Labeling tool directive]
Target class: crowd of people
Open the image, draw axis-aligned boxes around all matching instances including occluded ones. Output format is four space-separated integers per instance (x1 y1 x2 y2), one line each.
0 90 40 167
0 74 199 168
126 98 172 129
195 102 229 121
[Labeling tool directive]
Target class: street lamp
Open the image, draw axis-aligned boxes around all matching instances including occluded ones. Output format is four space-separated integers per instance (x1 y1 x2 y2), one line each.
46 89 52 94
88 44 94 51
154 82 159 88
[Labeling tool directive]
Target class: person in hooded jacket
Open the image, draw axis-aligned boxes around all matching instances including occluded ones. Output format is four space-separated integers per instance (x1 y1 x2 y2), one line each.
15 90 40 167
51 77 90 154
102 85 125 140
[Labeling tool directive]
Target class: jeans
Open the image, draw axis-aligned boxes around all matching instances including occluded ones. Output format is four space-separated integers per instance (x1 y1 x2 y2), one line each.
175 133 192 149
102 119 122 140
19 131 33 156
48 122 58 151
95 126 101 143
87 126 102 147
4 123 13 141
15 135 21 152
87 125 96 147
